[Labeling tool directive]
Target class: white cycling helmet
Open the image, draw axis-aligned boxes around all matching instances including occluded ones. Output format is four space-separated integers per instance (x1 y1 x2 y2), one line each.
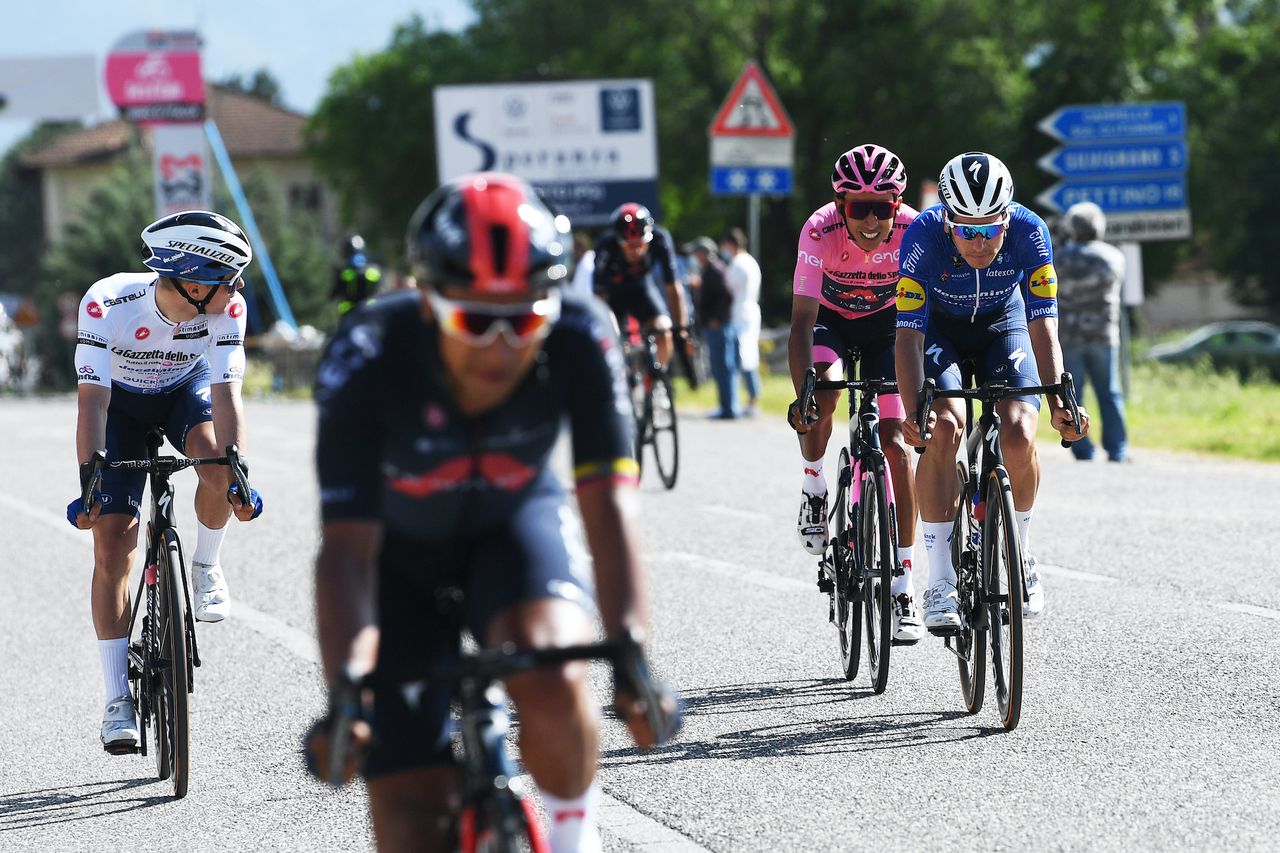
141 210 253 285
938 152 1014 218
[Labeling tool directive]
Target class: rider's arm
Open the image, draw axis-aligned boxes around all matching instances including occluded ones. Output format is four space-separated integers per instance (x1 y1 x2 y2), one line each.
895 327 926 421
315 520 383 682
208 294 249 459
74 287 115 463
210 382 246 459
788 295 820 396
75 384 111 465
656 231 688 328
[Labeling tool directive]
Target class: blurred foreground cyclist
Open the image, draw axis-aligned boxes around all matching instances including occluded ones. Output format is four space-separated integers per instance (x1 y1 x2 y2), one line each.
308 173 679 852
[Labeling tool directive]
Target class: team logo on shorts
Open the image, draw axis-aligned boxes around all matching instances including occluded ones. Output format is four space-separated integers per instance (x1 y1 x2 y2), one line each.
86 302 103 318
1029 263 1058 298
895 280 927 312
135 327 150 340
230 302 245 318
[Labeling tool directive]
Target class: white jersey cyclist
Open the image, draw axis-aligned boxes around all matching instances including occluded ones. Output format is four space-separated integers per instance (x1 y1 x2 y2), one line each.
75 272 247 393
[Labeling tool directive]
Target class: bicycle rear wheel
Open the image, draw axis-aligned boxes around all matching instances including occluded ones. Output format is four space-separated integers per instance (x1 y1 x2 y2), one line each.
154 528 191 797
650 373 679 489
458 793 549 853
860 460 893 694
983 467 1024 731
832 449 861 680
952 467 986 714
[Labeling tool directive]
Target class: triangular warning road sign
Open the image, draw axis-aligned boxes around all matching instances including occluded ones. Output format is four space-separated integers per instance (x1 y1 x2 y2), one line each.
710 61 794 138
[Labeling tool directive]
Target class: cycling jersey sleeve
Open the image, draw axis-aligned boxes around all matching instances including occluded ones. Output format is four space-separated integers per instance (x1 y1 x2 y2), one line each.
1019 211 1058 322
206 295 248 383
315 314 388 521
793 209 826 299
895 219 935 332
561 301 639 487
74 287 114 388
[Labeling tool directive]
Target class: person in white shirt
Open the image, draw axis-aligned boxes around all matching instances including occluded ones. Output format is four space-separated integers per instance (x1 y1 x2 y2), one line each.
721 228 763 416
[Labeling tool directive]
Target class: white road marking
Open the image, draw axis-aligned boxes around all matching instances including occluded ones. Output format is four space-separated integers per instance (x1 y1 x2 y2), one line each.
703 504 771 521
1034 563 1118 583
658 550 813 593
1211 602 1280 622
2 493 708 851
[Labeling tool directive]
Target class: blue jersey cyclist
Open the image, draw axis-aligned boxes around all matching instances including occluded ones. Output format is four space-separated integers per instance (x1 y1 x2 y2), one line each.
894 152 1089 633
307 173 679 853
70 210 266 755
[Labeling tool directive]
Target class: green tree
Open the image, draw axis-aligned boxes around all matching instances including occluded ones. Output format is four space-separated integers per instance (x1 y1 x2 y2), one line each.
0 122 82 296
218 69 286 106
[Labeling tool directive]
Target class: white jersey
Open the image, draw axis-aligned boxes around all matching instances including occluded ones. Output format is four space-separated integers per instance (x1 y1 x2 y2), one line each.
75 272 247 393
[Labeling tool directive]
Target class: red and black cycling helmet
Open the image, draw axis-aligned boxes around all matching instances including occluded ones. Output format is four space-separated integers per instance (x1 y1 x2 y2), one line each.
611 202 654 248
407 172 572 295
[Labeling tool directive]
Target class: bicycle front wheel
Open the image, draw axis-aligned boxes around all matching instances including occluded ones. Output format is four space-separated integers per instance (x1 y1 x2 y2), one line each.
861 460 893 694
983 467 1024 731
650 373 679 489
154 528 191 797
953 464 986 714
832 449 861 680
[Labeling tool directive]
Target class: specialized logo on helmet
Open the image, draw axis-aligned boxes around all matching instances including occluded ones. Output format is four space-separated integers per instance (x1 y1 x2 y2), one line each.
968 160 983 180
86 302 103 318
1029 263 1058 298
135 327 150 340
896 279 926 311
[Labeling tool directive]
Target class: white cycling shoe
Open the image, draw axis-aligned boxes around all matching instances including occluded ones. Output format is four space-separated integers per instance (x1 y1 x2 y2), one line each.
923 579 961 635
101 695 139 754
797 492 829 556
193 561 230 622
1023 556 1045 617
892 591 924 644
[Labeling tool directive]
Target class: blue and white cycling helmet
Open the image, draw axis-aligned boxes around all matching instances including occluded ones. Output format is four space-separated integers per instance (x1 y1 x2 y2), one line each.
937 152 1015 218
141 210 253 285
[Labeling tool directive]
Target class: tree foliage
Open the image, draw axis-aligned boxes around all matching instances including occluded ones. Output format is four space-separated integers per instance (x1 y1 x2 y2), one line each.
299 0 1280 320
217 69 286 106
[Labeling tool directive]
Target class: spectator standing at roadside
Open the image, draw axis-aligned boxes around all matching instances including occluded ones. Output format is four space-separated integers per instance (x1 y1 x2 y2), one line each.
722 228 762 416
570 231 596 299
1056 202 1129 463
684 237 737 418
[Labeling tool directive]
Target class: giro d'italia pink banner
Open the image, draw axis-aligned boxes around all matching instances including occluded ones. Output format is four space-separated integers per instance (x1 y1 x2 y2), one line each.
104 30 204 125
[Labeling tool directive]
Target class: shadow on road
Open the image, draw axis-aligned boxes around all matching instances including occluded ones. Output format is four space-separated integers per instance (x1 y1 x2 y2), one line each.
602 677 1002 766
0 777 171 831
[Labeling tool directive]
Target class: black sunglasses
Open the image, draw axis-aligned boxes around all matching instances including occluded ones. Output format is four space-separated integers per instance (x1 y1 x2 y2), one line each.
843 199 896 221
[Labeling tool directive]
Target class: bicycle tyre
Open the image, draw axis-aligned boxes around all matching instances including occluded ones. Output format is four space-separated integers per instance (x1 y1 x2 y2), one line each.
861 460 893 694
832 449 861 680
954 463 986 714
155 528 191 797
650 373 679 489
458 793 548 853
983 467 1024 731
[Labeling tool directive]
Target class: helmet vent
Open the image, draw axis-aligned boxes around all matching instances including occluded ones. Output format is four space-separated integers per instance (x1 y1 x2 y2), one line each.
490 225 510 275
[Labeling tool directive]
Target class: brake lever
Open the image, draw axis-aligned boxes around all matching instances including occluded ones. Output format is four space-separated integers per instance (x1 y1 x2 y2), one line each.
81 451 105 516
798 367 817 427
225 444 252 504
1059 372 1080 449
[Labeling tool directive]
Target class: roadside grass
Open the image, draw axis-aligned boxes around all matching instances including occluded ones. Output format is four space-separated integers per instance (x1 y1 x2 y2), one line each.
674 355 1280 463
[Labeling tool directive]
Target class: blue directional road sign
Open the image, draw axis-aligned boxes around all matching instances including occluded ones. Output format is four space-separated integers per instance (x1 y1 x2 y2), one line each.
711 166 793 196
1036 175 1187 214
1038 102 1185 143
1037 140 1187 178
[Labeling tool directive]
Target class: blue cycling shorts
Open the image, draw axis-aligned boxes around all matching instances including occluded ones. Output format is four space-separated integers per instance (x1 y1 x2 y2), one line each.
923 300 1042 408
363 480 596 778
100 361 213 517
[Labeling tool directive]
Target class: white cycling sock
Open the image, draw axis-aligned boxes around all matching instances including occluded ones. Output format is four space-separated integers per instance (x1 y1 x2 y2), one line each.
99 637 129 703
193 519 226 567
539 783 602 853
1017 507 1033 555
893 545 915 596
923 521 956 586
801 456 826 496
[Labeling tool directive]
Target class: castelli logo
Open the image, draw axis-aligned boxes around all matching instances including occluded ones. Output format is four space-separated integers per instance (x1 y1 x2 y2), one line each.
808 227 821 241
87 302 103 318
135 327 150 340
229 302 244 318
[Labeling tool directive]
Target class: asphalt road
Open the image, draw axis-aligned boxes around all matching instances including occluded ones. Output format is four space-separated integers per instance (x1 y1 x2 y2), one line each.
2 396 1277 852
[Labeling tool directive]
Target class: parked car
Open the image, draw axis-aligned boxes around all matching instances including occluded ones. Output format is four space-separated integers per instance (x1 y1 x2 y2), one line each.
1147 320 1280 380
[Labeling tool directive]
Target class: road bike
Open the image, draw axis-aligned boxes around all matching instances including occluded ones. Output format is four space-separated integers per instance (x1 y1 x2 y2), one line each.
81 430 252 798
915 369 1079 730
625 330 678 489
324 617 678 853
799 350 903 695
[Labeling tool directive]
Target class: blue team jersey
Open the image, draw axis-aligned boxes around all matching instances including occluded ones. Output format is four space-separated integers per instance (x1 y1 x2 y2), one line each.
895 202 1058 331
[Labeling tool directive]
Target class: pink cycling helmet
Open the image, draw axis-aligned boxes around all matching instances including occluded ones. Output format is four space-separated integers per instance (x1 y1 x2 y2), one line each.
831 144 907 197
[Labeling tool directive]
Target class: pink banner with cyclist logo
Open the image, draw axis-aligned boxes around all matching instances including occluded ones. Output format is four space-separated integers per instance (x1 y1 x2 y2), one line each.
104 30 205 125
151 124 211 217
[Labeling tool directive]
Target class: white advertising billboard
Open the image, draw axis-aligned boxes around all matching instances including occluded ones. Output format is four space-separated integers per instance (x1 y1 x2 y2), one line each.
434 79 658 226
151 123 211 217
0 56 98 120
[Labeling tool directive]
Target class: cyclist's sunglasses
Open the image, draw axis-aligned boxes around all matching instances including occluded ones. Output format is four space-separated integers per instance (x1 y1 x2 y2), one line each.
946 213 1010 241
427 288 561 347
843 199 897 221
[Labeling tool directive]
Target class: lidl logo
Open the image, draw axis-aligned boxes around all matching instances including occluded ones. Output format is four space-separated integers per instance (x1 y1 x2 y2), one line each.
1030 263 1058 298
896 280 926 312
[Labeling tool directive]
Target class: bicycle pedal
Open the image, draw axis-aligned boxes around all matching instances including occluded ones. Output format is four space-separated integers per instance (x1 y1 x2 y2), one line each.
926 624 961 638
890 637 921 647
816 575 834 594
103 742 140 756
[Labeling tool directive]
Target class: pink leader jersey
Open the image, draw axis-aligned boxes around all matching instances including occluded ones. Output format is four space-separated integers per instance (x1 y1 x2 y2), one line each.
792 202 918 319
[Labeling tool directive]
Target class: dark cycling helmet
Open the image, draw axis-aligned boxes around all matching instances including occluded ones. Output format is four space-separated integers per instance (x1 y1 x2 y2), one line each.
611 202 654 248
407 172 572 295
141 210 252 284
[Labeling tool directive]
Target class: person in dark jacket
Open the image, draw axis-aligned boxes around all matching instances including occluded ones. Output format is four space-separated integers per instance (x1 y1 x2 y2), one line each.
684 237 739 418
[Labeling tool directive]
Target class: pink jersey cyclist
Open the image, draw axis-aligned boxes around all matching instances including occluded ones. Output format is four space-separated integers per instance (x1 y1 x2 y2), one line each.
786 143 924 645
